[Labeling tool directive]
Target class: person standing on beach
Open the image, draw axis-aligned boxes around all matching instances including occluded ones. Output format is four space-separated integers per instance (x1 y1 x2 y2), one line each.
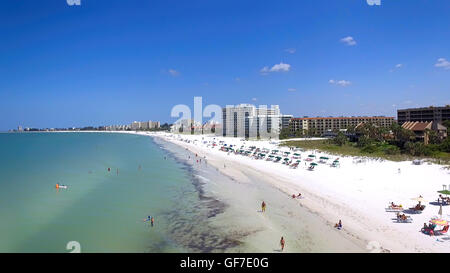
261 201 266 212
151 216 154 227
280 237 285 252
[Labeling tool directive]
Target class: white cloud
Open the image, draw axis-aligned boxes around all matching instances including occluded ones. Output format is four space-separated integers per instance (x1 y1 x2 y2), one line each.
260 62 291 75
337 80 351 86
234 77 241 82
389 63 403 72
251 97 257 101
285 48 296 54
270 62 291 72
435 58 450 70
168 69 179 76
288 88 296 92
329 79 351 87
340 36 357 46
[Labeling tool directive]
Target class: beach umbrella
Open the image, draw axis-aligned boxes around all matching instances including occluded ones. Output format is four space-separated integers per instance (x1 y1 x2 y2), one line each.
293 153 300 156
310 162 318 166
268 155 274 158
296 160 301 162
284 158 289 161
308 155 315 158
320 157 329 160
430 219 448 226
411 197 427 203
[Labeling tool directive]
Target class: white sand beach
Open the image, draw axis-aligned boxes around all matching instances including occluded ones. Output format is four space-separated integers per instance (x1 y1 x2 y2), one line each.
143 131 450 253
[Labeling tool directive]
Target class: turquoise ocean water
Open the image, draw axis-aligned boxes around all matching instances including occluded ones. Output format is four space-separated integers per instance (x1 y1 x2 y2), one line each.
0 132 228 253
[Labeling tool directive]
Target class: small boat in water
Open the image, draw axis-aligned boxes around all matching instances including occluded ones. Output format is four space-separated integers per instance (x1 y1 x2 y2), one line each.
55 183 68 189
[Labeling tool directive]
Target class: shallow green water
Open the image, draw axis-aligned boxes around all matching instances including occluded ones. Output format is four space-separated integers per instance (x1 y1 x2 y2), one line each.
0 132 199 252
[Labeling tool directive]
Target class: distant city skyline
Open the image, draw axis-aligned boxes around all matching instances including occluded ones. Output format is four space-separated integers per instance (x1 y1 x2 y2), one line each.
1 0 449 131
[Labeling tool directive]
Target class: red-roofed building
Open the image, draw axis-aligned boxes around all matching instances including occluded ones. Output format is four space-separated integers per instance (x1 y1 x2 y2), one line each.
401 121 447 144
289 116 395 136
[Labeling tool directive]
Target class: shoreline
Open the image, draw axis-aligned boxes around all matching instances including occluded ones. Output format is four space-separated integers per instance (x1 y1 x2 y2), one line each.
152 133 367 252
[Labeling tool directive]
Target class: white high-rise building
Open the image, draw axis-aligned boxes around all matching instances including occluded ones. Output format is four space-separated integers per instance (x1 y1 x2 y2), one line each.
131 121 141 130
221 104 283 139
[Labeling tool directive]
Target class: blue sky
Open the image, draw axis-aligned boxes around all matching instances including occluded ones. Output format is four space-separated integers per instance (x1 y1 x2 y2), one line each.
0 0 449 130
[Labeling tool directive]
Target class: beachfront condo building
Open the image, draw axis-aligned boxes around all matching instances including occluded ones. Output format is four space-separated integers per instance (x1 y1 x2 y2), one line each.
289 116 395 136
221 104 285 139
131 121 161 130
397 105 450 124
105 124 130 131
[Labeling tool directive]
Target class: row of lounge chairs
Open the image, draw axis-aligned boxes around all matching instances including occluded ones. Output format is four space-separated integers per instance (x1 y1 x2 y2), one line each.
385 202 424 224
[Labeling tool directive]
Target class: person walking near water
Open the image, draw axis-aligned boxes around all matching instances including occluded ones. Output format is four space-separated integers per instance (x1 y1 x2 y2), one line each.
144 216 154 227
280 237 285 252
261 201 266 212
